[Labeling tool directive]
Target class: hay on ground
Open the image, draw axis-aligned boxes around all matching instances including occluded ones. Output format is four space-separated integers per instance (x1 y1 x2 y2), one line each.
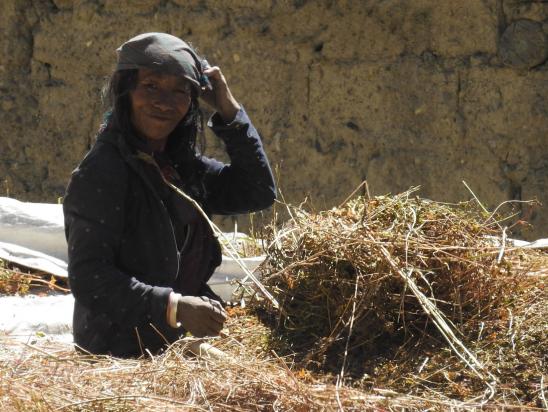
0 311 483 411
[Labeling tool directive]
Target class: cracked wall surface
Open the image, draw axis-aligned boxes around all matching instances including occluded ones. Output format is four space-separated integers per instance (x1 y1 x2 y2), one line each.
1 0 547 239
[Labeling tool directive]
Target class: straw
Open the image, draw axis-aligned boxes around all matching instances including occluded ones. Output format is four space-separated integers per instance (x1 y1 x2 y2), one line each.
257 185 546 406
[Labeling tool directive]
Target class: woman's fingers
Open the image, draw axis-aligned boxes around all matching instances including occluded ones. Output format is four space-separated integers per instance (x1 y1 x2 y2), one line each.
200 66 225 106
202 66 226 96
192 316 224 337
209 297 227 314
177 295 227 337
203 66 224 83
199 66 240 121
201 296 228 323
209 310 227 326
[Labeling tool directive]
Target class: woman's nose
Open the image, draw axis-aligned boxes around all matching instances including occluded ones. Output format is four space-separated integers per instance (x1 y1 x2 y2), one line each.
151 90 176 110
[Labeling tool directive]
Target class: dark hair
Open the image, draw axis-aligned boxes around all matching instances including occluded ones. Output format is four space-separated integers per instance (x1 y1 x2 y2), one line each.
101 69 205 164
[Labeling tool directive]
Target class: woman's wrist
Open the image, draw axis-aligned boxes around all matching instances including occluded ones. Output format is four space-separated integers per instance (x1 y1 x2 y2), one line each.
167 292 182 328
218 97 241 124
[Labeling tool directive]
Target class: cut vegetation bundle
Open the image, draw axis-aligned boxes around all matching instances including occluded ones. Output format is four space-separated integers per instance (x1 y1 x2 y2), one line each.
258 187 547 406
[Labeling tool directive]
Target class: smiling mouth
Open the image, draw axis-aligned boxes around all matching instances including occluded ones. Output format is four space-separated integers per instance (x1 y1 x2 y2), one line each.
148 113 175 122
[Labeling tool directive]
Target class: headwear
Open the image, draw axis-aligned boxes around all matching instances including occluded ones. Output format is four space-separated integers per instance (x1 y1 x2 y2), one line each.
116 32 208 93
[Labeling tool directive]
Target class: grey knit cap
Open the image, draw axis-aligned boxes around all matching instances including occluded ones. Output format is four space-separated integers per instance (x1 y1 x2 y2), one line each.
116 32 203 92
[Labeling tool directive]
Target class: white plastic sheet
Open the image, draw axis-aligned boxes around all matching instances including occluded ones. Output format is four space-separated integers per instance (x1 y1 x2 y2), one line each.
509 238 548 248
0 294 73 343
0 241 68 278
0 197 265 299
0 197 67 261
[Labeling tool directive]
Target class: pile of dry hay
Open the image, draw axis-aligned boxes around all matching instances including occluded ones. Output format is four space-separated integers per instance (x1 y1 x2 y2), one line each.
0 311 478 411
258 187 547 408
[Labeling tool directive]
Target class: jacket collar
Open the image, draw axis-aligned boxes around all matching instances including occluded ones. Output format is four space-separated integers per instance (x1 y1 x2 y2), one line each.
96 129 166 203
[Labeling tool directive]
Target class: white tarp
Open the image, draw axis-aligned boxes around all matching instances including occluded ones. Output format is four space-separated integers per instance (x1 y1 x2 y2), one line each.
0 197 265 299
0 197 67 261
509 237 548 248
0 241 68 278
0 294 74 343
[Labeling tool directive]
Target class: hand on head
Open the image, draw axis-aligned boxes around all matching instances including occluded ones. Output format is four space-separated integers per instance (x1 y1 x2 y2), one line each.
199 65 241 123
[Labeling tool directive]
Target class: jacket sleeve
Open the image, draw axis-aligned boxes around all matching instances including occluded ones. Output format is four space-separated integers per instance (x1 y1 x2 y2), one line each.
63 145 172 329
200 107 276 215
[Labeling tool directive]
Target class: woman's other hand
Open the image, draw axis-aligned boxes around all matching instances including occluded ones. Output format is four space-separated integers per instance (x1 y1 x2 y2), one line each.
176 295 228 337
200 65 241 123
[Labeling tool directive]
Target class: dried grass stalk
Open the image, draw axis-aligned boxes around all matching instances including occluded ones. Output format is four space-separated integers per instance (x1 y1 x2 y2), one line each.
0 313 480 411
0 262 69 295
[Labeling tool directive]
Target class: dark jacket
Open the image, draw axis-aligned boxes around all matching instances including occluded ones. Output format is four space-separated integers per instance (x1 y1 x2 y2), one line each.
63 108 275 357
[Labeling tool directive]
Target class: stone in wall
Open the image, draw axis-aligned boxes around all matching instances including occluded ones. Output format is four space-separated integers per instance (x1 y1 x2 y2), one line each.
500 19 547 68
0 0 547 239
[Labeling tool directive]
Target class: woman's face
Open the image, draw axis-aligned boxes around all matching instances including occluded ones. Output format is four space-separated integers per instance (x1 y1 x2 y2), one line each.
129 68 192 148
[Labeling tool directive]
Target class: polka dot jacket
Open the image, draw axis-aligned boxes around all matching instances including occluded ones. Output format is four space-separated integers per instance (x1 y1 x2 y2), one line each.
63 108 275 357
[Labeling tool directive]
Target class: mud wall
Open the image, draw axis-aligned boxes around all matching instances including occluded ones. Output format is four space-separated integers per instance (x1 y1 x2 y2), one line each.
1 0 547 238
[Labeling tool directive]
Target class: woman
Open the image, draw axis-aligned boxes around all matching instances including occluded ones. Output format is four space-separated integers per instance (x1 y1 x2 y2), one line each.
63 33 276 357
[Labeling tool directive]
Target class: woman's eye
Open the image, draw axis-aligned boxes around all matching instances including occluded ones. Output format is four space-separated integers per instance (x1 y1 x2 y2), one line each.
143 82 157 90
